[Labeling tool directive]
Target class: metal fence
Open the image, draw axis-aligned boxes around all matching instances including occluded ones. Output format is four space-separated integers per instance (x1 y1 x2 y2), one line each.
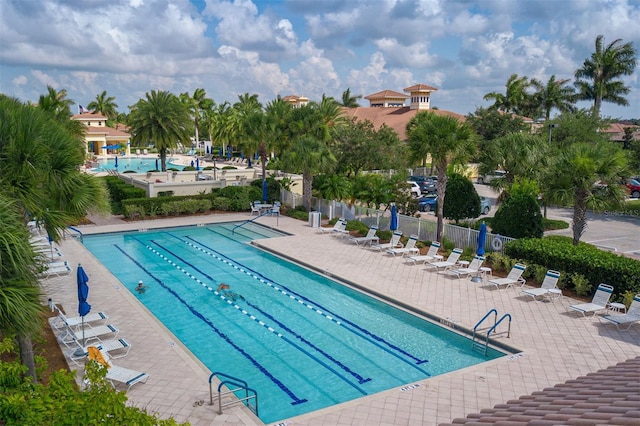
280 190 514 253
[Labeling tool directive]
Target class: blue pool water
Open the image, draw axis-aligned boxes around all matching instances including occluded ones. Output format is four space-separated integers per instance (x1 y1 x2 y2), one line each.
82 223 505 423
92 157 183 172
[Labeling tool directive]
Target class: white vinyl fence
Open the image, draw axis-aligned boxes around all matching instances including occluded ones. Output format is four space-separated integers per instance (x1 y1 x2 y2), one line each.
280 191 514 253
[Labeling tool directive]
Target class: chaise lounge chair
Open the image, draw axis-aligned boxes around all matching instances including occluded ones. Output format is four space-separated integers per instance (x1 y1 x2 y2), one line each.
522 270 561 301
425 248 462 272
68 337 132 366
599 294 640 331
39 263 72 278
369 230 403 252
58 323 119 349
387 234 419 257
318 218 346 235
349 226 379 247
446 255 485 279
87 346 149 391
568 283 614 318
51 306 109 332
487 263 527 290
405 241 443 265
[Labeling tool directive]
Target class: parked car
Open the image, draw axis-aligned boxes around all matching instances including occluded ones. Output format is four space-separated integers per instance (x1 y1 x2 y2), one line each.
479 196 492 215
624 178 640 198
477 170 506 184
406 181 422 197
418 194 438 212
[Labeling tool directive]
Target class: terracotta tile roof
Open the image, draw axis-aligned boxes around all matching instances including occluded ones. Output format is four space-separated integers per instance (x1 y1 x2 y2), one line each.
72 112 108 119
441 356 640 425
364 89 409 100
84 126 130 137
404 83 439 93
343 107 466 140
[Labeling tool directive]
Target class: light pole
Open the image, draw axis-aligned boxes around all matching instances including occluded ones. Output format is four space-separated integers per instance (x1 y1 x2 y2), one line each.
548 124 558 144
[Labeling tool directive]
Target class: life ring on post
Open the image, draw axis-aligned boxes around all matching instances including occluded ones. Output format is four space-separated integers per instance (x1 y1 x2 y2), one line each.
491 236 503 251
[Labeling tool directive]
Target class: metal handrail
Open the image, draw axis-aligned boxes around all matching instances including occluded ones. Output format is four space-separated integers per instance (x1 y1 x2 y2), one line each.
208 372 258 416
472 309 498 356
232 211 270 234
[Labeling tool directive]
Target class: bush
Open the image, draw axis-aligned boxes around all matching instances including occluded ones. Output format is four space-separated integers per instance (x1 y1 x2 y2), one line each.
491 193 544 238
443 173 480 223
345 220 370 236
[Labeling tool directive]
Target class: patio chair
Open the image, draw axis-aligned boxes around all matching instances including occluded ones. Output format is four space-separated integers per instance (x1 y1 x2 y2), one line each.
522 270 561 301
317 218 346 234
405 241 443 265
487 263 527 290
424 248 463 272
446 255 485 279
369 230 403 252
51 306 109 332
250 201 261 216
568 283 614 318
68 338 131 366
86 346 149 391
39 263 72 278
599 294 640 331
58 323 119 349
387 234 420 257
349 226 379 247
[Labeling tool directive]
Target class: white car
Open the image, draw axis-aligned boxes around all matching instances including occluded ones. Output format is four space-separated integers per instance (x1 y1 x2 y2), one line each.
477 170 506 184
406 181 422 197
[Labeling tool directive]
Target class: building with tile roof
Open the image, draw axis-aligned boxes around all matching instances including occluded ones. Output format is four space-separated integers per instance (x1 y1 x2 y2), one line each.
72 111 131 156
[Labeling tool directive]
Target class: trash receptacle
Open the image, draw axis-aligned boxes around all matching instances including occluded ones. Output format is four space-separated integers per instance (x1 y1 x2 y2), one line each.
309 211 321 228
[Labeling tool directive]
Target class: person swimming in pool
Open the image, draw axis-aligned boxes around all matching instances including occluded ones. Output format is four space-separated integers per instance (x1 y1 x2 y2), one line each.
217 282 244 301
135 280 149 294
217 283 230 292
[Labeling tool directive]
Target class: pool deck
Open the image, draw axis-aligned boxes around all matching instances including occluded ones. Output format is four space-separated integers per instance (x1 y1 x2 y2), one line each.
42 213 640 426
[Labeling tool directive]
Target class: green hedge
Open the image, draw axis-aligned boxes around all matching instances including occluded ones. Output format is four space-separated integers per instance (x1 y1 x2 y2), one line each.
504 235 640 298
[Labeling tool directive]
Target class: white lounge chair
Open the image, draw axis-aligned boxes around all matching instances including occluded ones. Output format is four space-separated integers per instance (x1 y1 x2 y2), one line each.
487 263 527 290
318 218 346 235
568 283 614 318
425 248 462 272
331 219 350 238
87 346 148 391
250 201 261 215
349 226 379 247
446 255 485 279
68 338 131 366
522 270 561 301
58 323 119 349
39 263 72 278
370 230 403 252
405 241 442 265
599 294 640 331
52 306 109 331
387 234 419 257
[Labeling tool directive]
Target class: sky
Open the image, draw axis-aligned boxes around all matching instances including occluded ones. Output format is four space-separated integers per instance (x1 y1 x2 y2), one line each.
1 0 639 120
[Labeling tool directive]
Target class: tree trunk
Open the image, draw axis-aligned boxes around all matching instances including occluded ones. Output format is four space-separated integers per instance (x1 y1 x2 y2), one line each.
303 172 312 212
435 162 448 242
18 333 37 383
572 189 589 246
160 148 167 172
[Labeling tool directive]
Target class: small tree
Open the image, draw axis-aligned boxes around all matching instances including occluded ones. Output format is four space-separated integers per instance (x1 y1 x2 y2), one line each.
443 173 480 223
491 181 544 238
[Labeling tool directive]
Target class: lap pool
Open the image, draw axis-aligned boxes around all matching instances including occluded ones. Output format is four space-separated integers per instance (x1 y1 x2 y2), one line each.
82 223 505 423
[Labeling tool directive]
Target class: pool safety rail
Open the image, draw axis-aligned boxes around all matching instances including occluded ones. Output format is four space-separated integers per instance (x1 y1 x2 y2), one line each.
209 372 258 417
472 309 512 356
67 226 84 242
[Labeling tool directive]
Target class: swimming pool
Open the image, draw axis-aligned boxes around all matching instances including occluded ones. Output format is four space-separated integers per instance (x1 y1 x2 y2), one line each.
82 223 505 423
91 157 184 172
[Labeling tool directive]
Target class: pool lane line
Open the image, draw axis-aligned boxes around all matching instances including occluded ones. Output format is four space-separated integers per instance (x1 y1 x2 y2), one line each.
184 233 430 371
114 243 308 406
143 239 371 393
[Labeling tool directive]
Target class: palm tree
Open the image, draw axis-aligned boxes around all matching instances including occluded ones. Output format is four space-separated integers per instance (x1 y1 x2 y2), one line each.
530 75 576 120
406 112 476 241
574 35 637 117
0 94 110 380
180 88 211 154
87 90 118 121
340 88 362 108
544 141 628 245
37 86 74 120
128 90 192 171
206 101 234 157
483 74 533 115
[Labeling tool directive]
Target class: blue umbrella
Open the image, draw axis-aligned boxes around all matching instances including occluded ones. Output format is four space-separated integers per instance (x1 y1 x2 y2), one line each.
390 203 398 231
227 146 231 159
77 264 91 348
196 157 200 170
477 222 487 256
190 160 194 167
262 179 268 202
206 145 210 154
247 158 252 167
114 155 118 169
155 158 159 170
219 147 223 157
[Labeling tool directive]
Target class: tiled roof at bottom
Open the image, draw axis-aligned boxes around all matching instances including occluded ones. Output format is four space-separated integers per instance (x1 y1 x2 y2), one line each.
440 356 640 425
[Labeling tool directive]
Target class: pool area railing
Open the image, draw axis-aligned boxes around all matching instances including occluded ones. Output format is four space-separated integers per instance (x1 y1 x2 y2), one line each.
472 310 512 356
209 372 258 416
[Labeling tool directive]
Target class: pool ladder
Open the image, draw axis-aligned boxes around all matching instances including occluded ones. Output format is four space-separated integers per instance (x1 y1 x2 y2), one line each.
472 309 511 356
209 372 258 416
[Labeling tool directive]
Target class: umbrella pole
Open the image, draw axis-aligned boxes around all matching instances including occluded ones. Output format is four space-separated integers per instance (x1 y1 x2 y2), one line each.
72 317 86 357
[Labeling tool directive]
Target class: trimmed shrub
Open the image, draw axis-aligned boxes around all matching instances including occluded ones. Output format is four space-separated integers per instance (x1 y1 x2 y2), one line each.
491 193 544 238
443 173 481 223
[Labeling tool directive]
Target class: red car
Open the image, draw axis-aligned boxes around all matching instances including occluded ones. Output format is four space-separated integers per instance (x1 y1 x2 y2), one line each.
624 178 640 198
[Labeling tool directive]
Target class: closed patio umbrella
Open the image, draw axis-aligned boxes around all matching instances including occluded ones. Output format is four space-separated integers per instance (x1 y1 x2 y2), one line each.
75 264 91 355
390 203 398 231
262 180 268 203
472 222 487 282
114 155 118 169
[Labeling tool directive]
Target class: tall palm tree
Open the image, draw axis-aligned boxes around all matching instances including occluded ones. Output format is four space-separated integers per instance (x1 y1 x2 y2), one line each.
206 101 234 157
340 88 362 108
574 35 637 117
37 86 74 120
483 74 533 115
0 94 110 380
530 75 576 121
544 141 628 245
128 90 191 171
406 112 476 241
180 88 211 154
87 90 119 122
